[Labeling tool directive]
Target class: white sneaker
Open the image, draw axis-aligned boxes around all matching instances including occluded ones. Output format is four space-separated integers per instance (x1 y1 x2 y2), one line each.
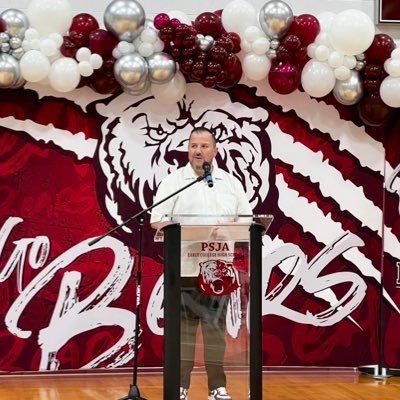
208 387 232 400
180 387 188 400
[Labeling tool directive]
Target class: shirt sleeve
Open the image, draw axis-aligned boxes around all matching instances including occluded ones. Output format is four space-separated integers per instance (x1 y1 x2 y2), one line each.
149 176 177 224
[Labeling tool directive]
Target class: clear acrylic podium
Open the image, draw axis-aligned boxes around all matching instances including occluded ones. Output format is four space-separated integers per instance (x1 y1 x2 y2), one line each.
159 215 273 400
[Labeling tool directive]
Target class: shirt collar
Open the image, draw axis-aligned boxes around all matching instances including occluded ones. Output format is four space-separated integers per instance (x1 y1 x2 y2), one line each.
183 162 222 180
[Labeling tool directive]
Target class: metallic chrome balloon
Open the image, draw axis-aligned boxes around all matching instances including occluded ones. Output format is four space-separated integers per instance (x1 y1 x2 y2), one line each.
333 70 364 106
146 52 176 84
114 52 148 86
196 34 214 51
104 0 146 42
258 0 294 39
123 77 150 96
0 8 29 39
0 53 21 87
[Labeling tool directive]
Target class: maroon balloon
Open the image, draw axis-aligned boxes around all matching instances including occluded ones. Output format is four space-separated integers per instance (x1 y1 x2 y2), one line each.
202 75 217 88
363 79 381 94
268 61 301 94
60 36 78 58
209 45 228 63
363 64 382 79
0 18 6 32
207 60 222 76
69 30 86 47
175 23 190 38
191 60 206 80
182 34 196 48
215 36 234 53
217 54 242 89
282 34 301 52
288 14 320 46
276 45 292 62
225 32 241 53
365 34 396 65
357 92 393 127
88 58 121 95
194 12 223 38
180 58 194 74
88 29 118 58
153 13 170 30
69 13 99 44
295 46 309 68
159 25 174 43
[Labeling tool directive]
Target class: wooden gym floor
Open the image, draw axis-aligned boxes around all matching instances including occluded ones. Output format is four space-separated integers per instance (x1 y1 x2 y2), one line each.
1 368 400 400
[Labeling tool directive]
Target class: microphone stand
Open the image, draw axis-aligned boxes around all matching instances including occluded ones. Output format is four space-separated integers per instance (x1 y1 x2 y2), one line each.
88 174 204 400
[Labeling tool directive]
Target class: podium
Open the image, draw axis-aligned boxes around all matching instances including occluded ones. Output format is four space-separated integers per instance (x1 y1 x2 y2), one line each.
159 215 272 400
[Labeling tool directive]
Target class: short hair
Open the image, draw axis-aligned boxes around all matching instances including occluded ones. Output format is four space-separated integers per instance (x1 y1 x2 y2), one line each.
189 127 216 146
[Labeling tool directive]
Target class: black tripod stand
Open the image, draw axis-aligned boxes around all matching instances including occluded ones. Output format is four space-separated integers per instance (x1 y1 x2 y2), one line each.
88 173 205 400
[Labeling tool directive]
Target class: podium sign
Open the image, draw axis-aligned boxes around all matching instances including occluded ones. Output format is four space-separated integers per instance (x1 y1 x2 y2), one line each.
162 215 271 400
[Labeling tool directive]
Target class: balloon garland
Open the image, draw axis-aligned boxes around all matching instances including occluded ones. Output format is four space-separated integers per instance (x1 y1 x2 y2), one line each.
0 0 399 126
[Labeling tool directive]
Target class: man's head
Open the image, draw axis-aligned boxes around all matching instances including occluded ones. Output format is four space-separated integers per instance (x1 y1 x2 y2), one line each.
188 127 218 175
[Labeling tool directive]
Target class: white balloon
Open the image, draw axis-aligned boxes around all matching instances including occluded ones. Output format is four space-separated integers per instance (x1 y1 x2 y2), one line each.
252 37 270 55
244 26 263 43
380 76 400 107
221 0 258 36
27 0 73 36
240 39 252 53
391 48 400 60
343 55 356 69
385 59 400 77
315 32 330 46
48 57 80 92
153 39 164 53
78 61 94 77
307 43 317 58
301 60 336 98
151 69 186 104
328 51 344 68
90 53 103 69
329 9 375 55
140 28 157 44
315 45 330 62
138 42 154 58
316 11 336 33
20 50 50 82
24 28 39 41
48 33 63 48
39 38 57 57
334 66 351 81
242 52 271 81
76 47 91 62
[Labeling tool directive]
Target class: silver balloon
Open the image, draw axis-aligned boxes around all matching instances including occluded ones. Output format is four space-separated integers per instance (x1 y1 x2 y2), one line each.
114 52 148 86
11 47 24 60
147 52 176 84
0 32 9 43
10 72 26 89
259 0 294 39
1 42 10 53
9 37 21 49
123 77 150 96
104 0 146 42
196 34 214 51
0 9 29 39
0 53 21 87
333 70 364 106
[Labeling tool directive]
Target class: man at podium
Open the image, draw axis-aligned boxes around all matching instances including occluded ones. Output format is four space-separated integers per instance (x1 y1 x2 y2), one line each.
150 127 252 400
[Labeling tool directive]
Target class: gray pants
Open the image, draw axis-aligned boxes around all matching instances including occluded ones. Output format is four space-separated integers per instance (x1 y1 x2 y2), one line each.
180 280 229 391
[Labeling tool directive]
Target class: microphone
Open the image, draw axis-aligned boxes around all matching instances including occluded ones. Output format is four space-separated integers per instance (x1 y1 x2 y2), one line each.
202 162 214 188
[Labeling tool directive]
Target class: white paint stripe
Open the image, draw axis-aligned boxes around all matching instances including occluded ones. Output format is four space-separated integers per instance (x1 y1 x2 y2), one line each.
269 122 383 234
0 116 96 160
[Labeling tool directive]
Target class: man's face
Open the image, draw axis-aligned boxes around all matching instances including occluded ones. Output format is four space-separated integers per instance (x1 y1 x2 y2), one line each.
188 131 218 175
